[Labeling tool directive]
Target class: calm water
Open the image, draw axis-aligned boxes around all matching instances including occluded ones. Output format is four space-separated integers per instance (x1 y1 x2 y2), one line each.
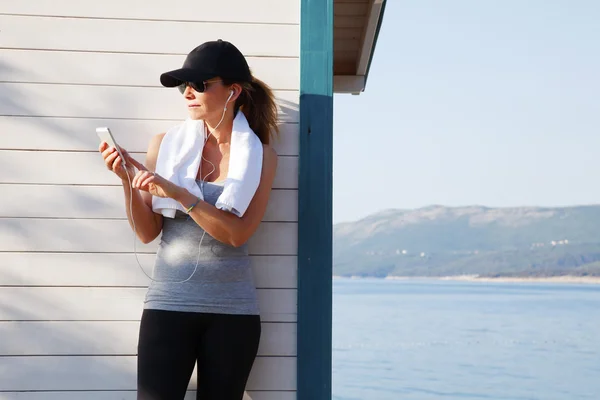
332 278 600 400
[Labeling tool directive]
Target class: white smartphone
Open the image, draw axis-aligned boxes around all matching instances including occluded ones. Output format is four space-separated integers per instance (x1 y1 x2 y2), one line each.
96 127 127 166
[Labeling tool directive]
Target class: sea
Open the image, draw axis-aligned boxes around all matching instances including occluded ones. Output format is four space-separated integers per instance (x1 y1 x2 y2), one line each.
332 278 600 400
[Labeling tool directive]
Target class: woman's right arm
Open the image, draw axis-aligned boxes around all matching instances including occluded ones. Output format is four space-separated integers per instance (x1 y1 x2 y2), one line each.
100 133 165 244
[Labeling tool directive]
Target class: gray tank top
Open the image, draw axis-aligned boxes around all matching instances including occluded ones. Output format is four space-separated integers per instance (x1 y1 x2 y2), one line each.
143 180 260 315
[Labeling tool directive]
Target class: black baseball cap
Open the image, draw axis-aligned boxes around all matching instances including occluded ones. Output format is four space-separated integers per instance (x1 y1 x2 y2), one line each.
160 39 252 87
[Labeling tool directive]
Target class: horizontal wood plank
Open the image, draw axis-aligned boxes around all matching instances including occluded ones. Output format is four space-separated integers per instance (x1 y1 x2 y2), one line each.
334 38 361 52
0 253 297 288
334 2 370 16
334 51 359 64
0 116 299 155
0 15 299 57
1 49 298 90
0 355 296 391
334 61 358 76
0 392 296 400
0 321 296 356
0 218 297 255
0 287 297 322
0 83 299 122
0 0 300 24
334 15 365 29
0 151 298 188
0 185 298 222
334 27 364 40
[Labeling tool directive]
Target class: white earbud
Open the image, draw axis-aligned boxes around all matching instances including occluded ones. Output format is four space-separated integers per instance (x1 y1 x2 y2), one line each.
224 90 234 111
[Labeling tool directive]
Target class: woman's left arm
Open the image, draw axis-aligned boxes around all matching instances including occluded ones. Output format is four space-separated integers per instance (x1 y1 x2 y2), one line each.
173 145 278 247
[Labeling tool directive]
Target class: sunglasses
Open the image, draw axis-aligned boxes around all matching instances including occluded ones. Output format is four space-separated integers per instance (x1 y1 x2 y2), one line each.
177 79 223 94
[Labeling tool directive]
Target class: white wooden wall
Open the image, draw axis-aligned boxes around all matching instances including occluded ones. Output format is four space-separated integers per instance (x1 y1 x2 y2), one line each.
0 1 299 399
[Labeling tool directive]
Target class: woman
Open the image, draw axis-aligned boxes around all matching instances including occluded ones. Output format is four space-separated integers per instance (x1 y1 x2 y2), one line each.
99 40 279 400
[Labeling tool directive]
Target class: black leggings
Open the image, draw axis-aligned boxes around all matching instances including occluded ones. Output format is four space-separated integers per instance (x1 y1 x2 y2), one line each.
137 309 261 400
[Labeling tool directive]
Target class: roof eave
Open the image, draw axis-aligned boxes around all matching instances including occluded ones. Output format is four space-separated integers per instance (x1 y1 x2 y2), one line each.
333 0 387 95
362 0 386 92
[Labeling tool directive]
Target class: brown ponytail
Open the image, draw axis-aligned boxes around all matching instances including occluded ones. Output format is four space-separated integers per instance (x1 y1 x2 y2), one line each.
225 76 279 145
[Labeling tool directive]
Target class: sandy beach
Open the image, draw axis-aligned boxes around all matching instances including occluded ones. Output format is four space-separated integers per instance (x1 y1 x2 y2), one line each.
334 275 600 284
438 275 600 284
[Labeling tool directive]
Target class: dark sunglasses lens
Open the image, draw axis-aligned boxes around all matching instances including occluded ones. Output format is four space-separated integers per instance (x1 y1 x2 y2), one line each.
177 82 205 94
192 82 205 92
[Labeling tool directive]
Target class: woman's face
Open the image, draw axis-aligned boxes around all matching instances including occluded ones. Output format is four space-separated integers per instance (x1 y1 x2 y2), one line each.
182 78 233 122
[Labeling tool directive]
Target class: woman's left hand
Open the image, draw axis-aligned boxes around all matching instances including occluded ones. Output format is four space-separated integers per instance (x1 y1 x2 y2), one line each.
127 157 181 199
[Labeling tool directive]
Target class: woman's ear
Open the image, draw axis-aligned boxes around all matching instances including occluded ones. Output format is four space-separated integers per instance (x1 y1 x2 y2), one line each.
229 83 243 103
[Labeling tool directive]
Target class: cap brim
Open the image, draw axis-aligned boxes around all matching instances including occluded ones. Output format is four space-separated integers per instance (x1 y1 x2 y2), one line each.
160 68 214 87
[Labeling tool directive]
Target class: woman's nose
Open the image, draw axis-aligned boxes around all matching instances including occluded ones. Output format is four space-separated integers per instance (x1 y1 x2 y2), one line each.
183 85 195 98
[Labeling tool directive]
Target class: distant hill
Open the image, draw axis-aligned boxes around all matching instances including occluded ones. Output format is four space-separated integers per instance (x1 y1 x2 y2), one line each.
333 205 600 278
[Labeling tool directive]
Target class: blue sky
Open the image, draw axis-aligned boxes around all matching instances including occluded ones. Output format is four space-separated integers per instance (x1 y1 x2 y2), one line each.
332 0 600 224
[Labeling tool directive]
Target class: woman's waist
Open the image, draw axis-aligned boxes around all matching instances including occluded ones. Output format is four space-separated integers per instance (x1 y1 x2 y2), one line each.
159 226 249 258
154 247 252 280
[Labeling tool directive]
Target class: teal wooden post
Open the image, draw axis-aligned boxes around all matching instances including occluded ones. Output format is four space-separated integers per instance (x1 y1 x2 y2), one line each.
297 0 334 399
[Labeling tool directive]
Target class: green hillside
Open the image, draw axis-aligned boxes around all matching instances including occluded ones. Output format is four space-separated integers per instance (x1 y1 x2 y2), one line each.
333 205 600 278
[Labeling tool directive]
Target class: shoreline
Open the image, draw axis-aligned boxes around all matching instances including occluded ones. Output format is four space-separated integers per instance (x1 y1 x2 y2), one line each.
333 275 600 284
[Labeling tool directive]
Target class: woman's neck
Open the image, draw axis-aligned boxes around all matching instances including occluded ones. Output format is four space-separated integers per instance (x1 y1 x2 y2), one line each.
205 115 234 144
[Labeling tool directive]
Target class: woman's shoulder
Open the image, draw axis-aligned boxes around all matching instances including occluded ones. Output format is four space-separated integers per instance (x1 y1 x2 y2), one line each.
261 144 278 175
262 143 278 162
147 132 167 152
151 132 167 145
144 133 167 171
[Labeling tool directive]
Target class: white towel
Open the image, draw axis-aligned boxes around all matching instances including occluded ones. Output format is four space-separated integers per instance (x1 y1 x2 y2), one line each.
152 111 263 218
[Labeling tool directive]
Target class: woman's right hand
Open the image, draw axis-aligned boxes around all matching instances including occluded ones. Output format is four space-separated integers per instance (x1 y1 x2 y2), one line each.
99 142 136 182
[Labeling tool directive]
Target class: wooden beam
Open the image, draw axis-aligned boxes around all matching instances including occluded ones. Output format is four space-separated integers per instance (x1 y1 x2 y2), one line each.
333 75 366 94
298 0 334 399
